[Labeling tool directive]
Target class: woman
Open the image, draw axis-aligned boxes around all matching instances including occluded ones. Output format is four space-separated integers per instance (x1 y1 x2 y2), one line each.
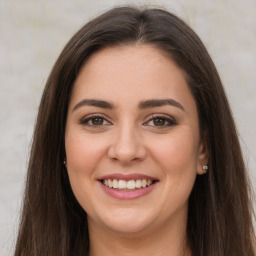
14 6 255 256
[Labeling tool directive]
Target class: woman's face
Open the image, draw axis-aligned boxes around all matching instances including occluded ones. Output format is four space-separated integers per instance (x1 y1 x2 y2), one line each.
65 45 207 235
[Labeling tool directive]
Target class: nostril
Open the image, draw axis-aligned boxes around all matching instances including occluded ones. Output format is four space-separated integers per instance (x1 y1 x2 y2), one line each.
107 141 147 164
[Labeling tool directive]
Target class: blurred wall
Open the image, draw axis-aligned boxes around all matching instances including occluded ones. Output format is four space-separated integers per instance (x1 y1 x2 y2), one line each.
0 0 255 255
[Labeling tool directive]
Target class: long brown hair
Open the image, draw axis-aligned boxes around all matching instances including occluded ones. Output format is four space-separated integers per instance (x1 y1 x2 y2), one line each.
14 6 255 256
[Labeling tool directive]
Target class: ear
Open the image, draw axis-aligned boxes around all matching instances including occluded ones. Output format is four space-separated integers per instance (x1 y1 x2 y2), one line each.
197 130 209 175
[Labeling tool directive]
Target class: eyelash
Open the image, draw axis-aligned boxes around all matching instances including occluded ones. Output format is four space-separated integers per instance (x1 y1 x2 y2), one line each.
79 114 177 128
143 114 177 128
80 114 111 127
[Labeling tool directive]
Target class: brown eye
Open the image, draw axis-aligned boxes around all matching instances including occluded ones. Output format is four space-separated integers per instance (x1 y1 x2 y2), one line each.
144 115 176 128
91 117 104 125
153 118 166 126
80 115 111 127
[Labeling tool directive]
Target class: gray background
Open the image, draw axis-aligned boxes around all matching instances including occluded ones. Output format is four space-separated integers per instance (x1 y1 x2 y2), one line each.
0 0 255 255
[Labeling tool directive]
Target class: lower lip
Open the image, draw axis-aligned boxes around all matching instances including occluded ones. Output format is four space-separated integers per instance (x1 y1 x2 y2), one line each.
100 182 157 199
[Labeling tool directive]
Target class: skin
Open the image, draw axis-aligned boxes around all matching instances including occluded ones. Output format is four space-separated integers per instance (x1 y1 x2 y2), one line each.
65 45 208 256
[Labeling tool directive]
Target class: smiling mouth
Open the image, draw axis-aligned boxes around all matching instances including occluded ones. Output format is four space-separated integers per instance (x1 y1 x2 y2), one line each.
101 179 157 190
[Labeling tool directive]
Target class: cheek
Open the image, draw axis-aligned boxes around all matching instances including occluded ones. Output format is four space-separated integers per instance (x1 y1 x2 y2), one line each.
149 133 199 216
147 130 199 203
64 132 107 203
65 132 107 176
149 130 199 173
64 132 108 212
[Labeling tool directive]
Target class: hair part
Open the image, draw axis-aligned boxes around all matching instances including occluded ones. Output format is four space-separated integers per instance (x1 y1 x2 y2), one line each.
15 6 255 256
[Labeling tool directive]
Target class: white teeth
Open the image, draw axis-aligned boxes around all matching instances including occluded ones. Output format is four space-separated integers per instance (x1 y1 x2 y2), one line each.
127 180 135 189
135 180 141 188
113 179 118 188
118 180 126 189
108 179 113 188
102 179 153 190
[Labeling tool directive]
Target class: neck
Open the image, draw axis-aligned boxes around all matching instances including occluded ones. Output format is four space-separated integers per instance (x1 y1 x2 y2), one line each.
88 213 190 256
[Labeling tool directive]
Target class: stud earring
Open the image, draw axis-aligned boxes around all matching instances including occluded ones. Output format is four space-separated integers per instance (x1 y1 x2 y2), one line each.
63 160 66 166
202 165 208 172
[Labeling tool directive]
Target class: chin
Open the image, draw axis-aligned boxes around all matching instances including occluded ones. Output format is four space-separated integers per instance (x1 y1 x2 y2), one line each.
102 220 154 235
91 207 158 235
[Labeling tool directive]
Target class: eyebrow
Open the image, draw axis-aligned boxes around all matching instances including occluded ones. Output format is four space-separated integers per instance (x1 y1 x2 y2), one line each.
138 99 185 111
72 99 113 112
72 98 185 112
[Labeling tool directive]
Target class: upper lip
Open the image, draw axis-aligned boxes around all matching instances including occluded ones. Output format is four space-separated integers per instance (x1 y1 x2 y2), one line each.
97 173 158 181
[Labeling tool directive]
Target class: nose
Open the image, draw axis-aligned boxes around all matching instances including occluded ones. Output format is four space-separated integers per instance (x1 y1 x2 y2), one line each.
107 124 147 164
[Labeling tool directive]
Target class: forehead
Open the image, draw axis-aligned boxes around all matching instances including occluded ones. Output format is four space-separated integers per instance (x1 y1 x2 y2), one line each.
70 44 196 111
